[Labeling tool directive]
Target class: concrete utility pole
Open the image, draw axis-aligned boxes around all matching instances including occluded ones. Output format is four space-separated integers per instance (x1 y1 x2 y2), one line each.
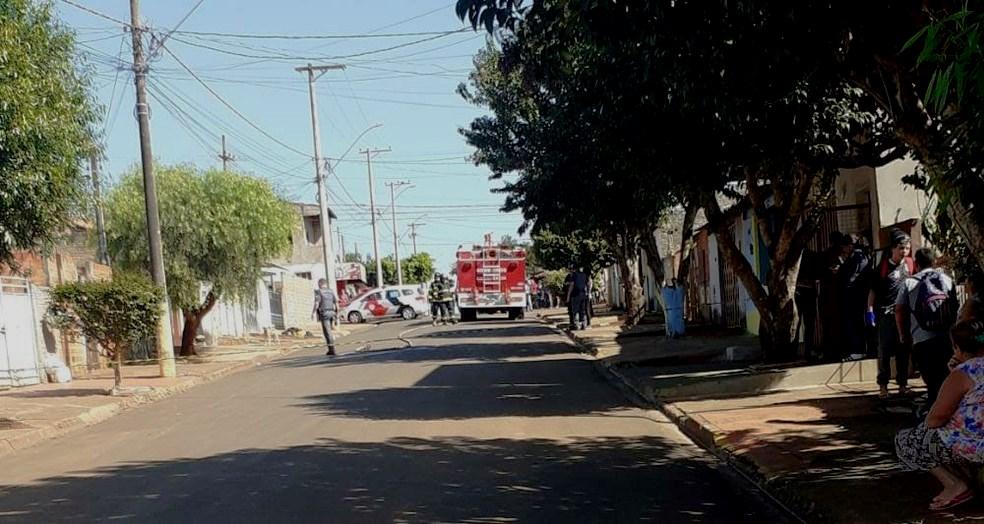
129 0 176 378
360 147 390 287
218 135 235 171
337 229 345 263
408 222 425 256
296 63 345 293
89 154 109 266
385 181 411 286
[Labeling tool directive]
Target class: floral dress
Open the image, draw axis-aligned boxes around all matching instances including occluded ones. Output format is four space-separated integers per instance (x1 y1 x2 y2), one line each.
895 357 984 471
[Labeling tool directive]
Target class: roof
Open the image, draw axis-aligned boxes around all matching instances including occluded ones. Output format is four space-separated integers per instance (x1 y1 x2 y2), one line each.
291 202 337 220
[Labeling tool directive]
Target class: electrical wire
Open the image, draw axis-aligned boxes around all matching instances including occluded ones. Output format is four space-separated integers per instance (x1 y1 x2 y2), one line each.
160 43 311 158
171 28 470 40
58 0 130 27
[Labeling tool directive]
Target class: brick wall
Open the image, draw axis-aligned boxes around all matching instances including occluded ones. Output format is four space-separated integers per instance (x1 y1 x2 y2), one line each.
281 275 320 332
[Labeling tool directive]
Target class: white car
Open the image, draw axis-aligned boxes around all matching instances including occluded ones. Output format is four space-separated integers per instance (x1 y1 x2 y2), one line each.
342 285 428 323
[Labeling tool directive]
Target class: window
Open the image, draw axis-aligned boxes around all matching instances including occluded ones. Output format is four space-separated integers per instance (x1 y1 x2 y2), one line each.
304 216 322 245
296 272 312 280
386 290 401 300
369 292 382 301
402 289 415 296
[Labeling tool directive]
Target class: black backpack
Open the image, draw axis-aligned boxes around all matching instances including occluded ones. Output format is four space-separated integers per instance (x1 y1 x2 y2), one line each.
911 271 958 331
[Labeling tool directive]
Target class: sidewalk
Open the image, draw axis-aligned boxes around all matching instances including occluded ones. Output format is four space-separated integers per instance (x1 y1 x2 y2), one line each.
0 323 376 459
538 308 981 522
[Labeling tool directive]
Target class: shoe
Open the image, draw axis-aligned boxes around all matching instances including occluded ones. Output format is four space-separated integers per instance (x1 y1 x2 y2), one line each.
930 488 973 511
898 385 911 397
849 353 865 361
325 348 337 357
878 385 890 399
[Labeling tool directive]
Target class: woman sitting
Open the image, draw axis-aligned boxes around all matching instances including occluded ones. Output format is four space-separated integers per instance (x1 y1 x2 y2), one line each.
896 319 984 511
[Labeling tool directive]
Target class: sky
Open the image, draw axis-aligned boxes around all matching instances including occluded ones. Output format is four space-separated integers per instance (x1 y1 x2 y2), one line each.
55 0 526 271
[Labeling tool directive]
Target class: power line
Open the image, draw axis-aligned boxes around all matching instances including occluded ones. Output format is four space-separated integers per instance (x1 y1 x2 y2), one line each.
160 43 311 158
58 0 131 27
171 28 470 40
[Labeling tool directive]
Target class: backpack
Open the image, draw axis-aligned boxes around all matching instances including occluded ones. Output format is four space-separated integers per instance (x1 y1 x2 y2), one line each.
912 271 958 332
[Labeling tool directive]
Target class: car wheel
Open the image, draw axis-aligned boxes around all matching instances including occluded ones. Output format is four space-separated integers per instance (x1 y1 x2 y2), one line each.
400 306 417 320
347 311 364 324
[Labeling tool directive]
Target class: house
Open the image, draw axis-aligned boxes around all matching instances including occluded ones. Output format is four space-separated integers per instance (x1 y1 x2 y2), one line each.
0 221 112 385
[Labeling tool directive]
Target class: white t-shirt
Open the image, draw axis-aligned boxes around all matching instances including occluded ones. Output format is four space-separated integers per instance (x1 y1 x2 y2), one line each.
895 268 954 345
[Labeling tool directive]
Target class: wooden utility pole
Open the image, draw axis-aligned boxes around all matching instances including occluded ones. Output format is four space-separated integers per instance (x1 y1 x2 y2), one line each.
129 0 176 378
359 147 390 286
385 181 411 286
408 222 425 256
297 64 345 291
218 135 235 171
89 154 109 265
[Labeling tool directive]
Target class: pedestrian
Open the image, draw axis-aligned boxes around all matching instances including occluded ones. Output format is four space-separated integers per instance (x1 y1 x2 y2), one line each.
564 265 576 329
429 275 447 326
894 319 984 511
819 231 848 360
896 248 959 406
439 274 456 324
866 229 915 398
567 266 590 330
796 247 822 360
312 278 338 356
839 233 872 360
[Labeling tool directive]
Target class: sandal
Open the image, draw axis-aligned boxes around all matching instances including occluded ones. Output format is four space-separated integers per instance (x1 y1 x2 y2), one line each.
930 489 974 511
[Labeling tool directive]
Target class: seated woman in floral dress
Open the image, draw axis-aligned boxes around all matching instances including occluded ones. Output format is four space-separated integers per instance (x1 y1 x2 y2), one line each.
896 319 984 511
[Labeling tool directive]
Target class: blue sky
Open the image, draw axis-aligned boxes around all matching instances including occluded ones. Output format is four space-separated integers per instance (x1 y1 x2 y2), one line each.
56 0 526 271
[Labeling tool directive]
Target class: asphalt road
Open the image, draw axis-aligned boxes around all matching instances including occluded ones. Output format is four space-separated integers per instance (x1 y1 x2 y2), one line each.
0 318 791 523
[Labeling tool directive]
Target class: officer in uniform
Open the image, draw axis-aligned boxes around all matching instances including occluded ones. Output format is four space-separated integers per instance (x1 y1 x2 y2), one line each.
312 278 338 356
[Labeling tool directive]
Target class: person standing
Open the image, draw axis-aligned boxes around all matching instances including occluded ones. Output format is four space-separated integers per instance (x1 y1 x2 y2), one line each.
563 266 577 329
896 248 959 405
567 266 590 330
312 278 339 356
839 233 872 360
866 230 914 398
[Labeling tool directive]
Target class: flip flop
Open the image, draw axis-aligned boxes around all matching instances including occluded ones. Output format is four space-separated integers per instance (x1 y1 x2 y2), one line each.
930 489 974 511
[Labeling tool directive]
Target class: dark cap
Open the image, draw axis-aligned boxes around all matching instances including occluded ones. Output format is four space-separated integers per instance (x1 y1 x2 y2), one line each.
889 229 911 247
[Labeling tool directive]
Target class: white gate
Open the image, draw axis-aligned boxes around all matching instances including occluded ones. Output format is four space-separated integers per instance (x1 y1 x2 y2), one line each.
0 277 42 387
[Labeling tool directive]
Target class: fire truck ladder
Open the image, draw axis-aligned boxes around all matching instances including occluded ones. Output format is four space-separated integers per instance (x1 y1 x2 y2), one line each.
480 249 501 294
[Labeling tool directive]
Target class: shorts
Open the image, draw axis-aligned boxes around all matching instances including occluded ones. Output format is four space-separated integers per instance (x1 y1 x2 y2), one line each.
895 422 962 471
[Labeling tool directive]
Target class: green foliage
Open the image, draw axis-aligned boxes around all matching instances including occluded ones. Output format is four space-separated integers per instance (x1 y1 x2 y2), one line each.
105 165 295 312
0 0 98 263
542 269 567 297
402 252 435 284
48 275 163 359
530 229 614 277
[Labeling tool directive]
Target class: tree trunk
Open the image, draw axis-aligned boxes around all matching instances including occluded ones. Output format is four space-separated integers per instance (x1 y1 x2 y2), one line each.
113 346 123 390
614 234 645 326
180 312 201 357
675 200 700 306
640 229 669 321
179 291 218 357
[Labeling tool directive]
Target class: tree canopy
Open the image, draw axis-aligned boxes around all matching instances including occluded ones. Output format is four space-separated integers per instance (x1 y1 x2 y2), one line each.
0 0 97 264
105 164 295 355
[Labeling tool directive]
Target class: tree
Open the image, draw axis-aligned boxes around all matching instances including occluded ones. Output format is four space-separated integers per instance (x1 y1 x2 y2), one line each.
0 0 97 264
48 275 163 391
106 165 294 356
457 0 905 358
530 229 615 277
401 252 435 284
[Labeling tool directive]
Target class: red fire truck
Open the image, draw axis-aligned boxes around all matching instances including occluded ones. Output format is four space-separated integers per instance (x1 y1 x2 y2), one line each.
455 238 527 321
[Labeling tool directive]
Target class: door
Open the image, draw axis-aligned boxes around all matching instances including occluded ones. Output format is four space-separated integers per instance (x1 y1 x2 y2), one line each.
0 278 42 387
362 292 390 318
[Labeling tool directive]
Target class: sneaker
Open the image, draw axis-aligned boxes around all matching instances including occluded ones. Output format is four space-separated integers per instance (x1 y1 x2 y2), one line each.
878 385 889 399
898 385 912 397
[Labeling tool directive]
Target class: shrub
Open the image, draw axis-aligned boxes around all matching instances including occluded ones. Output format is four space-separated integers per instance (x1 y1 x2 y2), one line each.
48 275 163 389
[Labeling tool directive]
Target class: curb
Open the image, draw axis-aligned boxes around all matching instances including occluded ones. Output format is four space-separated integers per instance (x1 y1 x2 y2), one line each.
595 358 815 523
0 342 309 461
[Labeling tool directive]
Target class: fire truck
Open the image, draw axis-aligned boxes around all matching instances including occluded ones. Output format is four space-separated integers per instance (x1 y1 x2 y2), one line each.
455 238 527 321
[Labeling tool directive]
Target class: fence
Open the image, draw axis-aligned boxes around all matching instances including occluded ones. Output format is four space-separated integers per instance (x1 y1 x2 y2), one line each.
0 277 42 387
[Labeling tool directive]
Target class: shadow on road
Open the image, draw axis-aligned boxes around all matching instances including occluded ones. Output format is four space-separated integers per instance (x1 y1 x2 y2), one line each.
0 436 776 523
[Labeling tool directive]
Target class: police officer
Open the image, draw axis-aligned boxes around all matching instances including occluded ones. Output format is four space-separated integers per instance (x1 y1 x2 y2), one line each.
312 278 339 356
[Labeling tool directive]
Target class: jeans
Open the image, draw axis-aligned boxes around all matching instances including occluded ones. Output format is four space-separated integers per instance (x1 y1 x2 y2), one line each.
876 312 908 387
569 294 587 329
320 314 336 353
912 335 952 405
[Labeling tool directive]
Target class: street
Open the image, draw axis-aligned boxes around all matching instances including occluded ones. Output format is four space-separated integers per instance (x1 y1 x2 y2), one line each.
0 319 789 523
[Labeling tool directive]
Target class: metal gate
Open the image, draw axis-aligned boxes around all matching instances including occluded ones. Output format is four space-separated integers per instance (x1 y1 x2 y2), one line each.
0 277 42 387
718 224 745 329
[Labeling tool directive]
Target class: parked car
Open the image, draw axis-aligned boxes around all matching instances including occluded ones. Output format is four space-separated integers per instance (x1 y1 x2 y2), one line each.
342 285 428 323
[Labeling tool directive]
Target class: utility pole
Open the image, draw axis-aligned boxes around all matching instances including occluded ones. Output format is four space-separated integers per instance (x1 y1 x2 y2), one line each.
408 222 425 256
337 229 345 263
359 147 390 287
296 63 345 293
89 154 109 266
129 0 176 378
218 134 235 171
385 181 411 285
